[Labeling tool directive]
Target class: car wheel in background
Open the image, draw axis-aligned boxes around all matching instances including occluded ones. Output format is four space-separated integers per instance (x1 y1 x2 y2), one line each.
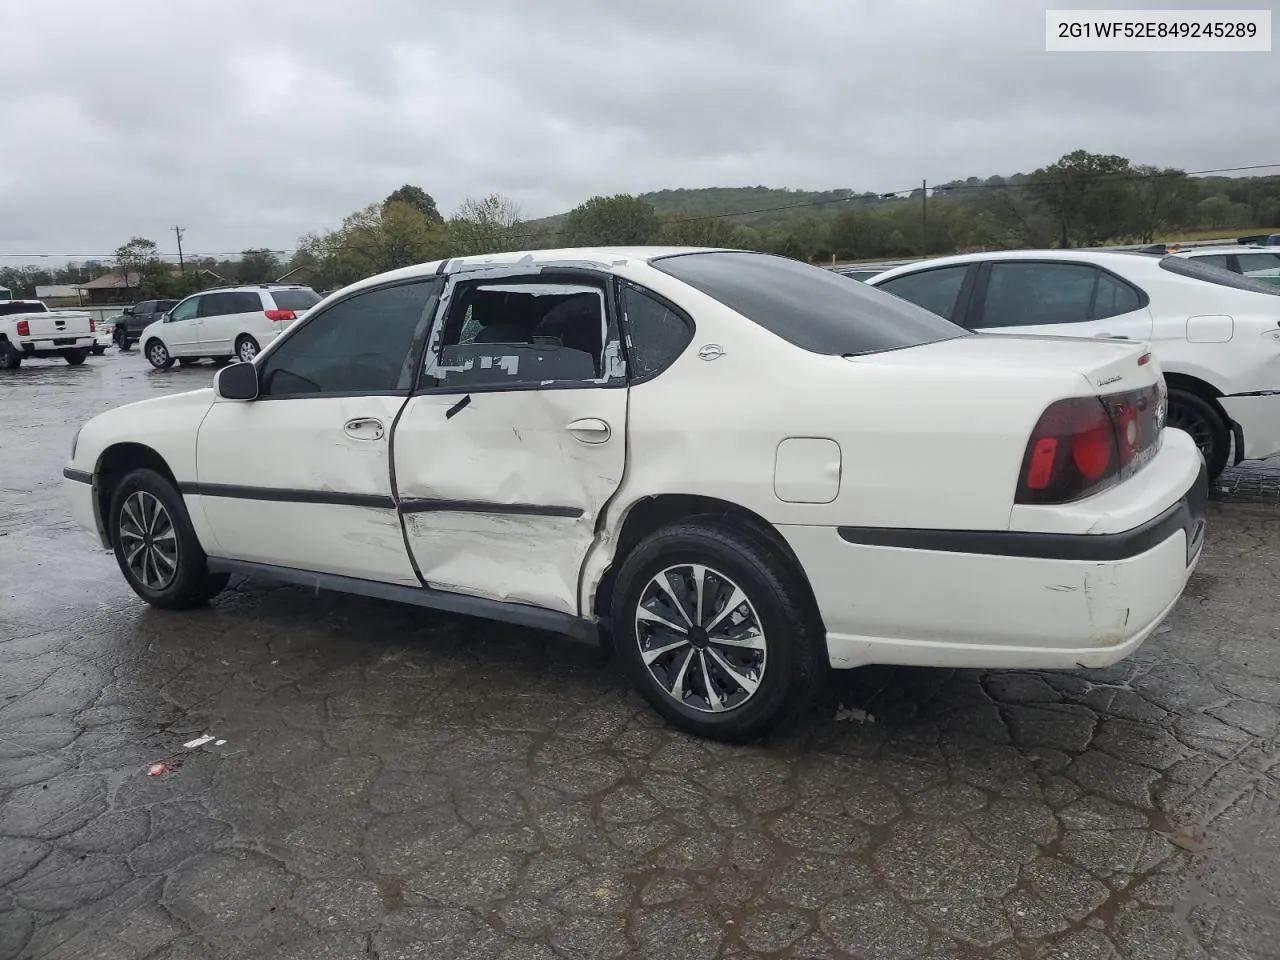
109 468 229 609
91 345 106 356
114 332 133 351
611 521 823 742
146 340 174 370
64 349 88 366
235 335 259 363
178 358 200 367
1167 389 1229 479
211 357 231 367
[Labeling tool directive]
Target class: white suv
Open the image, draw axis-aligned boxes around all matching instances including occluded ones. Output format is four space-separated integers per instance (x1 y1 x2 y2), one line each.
141 284 321 368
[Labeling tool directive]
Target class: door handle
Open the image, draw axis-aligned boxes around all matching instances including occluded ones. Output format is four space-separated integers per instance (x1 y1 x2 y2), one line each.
343 417 385 441
565 418 611 444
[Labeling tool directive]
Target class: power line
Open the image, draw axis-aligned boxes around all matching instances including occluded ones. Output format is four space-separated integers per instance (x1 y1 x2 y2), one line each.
2 162 1277 262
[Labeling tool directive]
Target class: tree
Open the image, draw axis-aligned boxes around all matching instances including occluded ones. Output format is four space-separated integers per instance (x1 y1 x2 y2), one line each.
448 194 523 255
384 184 443 224
657 213 741 248
560 194 660 246
1128 166 1195 242
293 199 452 289
1196 195 1232 229
237 248 281 283
113 237 160 296
1026 150 1134 247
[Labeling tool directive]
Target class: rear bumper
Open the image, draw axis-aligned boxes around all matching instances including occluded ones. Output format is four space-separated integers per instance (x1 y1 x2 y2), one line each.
21 337 94 355
1221 392 1280 461
780 462 1207 671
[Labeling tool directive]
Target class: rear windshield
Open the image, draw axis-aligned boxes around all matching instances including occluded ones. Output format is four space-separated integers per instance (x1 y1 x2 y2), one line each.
0 302 46 316
269 289 321 312
651 251 965 355
1161 255 1280 295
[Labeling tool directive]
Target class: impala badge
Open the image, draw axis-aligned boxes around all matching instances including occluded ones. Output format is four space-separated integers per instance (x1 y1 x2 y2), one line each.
697 344 724 361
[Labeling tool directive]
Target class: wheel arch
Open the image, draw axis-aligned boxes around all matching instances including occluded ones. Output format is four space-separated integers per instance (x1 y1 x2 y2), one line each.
93 442 181 547
591 493 825 633
1162 371 1243 466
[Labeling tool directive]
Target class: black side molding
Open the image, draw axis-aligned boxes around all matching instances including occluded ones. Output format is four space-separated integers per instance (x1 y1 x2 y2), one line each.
398 498 583 518
177 482 395 510
204 557 599 644
63 467 92 484
839 463 1208 564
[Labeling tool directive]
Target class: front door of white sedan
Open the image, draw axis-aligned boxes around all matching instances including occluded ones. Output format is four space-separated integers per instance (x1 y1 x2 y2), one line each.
392 273 629 615
966 260 1154 341
192 279 443 585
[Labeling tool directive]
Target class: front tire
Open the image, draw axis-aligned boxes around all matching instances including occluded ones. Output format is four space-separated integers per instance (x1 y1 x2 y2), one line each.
145 340 174 369
611 521 823 742
109 468 229 609
115 333 133 351
64 348 88 365
235 336 259 363
1168 389 1230 479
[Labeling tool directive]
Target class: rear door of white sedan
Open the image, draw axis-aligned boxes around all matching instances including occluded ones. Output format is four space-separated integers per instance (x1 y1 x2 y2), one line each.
963 259 1154 342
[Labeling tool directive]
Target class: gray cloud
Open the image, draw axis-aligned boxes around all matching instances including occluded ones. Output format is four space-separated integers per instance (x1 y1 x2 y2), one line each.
1 0 1276 263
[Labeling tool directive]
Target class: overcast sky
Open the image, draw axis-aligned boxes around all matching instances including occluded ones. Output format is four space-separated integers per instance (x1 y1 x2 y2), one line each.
2 0 1276 265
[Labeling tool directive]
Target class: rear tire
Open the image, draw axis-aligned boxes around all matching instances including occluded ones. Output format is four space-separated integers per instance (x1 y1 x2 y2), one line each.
109 468 229 610
145 340 173 370
1168 389 1229 480
236 336 259 363
115 332 133 351
64 349 88 365
0 343 20 370
611 521 823 742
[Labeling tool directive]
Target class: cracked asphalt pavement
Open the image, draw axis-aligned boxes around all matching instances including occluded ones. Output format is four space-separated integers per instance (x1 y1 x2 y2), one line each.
3 352 1280 960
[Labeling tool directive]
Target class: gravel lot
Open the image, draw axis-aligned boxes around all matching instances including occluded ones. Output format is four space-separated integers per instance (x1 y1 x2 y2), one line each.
3 351 1279 960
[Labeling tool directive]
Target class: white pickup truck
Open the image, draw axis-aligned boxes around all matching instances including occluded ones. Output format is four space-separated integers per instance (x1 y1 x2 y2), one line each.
0 300 97 369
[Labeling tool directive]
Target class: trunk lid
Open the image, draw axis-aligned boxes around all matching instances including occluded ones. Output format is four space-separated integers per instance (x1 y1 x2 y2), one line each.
850 332 1160 394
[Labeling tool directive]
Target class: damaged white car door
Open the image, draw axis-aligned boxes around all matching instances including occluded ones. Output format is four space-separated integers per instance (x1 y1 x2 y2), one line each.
392 270 629 614
194 279 442 585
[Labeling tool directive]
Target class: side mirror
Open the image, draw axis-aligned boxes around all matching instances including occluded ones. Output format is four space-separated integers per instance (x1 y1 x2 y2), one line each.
215 361 259 401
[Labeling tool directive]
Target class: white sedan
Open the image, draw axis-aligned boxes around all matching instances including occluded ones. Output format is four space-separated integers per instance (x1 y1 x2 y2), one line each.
64 247 1206 740
869 249 1280 479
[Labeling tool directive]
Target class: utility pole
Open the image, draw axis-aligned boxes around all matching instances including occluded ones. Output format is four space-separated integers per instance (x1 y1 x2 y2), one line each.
173 226 186 276
921 179 927 253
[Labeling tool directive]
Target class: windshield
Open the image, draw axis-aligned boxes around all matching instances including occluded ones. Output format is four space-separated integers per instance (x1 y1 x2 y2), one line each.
0 302 47 316
651 251 965 355
1161 255 1280 296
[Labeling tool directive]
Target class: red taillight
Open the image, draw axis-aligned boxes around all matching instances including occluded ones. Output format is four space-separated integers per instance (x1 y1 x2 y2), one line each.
265 309 295 322
1016 384 1165 505
16 320 29 336
90 319 96 333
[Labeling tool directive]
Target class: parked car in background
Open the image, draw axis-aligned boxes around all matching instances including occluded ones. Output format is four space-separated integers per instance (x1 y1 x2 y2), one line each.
1172 246 1280 287
0 300 97 369
112 299 179 351
65 247 1204 739
834 265 889 282
140 285 321 368
869 250 1280 479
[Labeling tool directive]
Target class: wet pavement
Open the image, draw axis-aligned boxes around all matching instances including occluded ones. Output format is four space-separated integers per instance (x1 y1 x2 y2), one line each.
3 350 1280 960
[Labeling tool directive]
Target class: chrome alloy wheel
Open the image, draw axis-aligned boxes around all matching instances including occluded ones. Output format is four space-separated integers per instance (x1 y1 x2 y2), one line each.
118 491 179 590
634 564 767 714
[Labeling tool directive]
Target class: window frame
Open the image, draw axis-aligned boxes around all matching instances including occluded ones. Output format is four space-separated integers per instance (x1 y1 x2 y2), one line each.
962 259 1150 330
253 276 445 402
873 263 979 323
415 268 627 396
614 279 697 386
166 296 201 323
